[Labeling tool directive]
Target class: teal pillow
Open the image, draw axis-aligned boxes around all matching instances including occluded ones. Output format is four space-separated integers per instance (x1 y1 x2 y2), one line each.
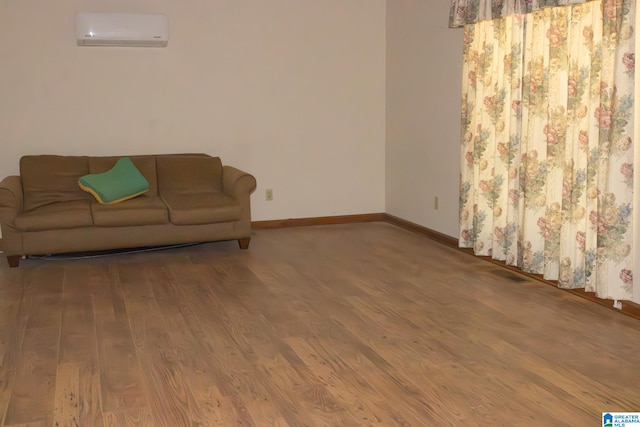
78 157 149 204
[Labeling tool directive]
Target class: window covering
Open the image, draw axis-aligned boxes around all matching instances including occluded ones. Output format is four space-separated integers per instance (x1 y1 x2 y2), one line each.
449 0 600 27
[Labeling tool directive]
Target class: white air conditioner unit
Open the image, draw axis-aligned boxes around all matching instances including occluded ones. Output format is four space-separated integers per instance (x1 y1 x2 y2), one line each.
75 13 169 47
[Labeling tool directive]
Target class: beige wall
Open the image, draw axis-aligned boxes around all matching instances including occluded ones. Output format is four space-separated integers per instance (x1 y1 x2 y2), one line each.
385 0 463 238
0 0 386 223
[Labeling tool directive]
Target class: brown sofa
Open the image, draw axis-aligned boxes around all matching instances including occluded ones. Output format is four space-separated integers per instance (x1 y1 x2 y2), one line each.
0 153 257 267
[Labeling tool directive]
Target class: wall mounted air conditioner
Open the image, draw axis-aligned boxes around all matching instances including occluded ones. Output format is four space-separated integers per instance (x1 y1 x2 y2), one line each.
75 13 169 47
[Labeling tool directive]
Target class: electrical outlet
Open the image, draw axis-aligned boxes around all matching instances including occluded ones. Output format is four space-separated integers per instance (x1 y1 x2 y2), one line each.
265 189 273 201
434 196 439 210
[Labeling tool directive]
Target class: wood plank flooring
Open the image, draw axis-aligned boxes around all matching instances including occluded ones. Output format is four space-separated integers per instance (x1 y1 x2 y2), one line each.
0 222 638 426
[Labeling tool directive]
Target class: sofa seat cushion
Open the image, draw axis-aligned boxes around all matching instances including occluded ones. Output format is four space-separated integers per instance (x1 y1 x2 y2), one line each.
161 191 242 225
15 200 93 231
91 196 169 227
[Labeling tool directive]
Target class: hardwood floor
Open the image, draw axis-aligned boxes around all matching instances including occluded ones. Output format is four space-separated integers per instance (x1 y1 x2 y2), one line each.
0 222 638 426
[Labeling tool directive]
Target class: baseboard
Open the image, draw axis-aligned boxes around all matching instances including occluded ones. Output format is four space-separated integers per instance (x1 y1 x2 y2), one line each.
382 213 640 321
4 212 637 319
260 213 639 320
383 214 459 249
251 213 385 229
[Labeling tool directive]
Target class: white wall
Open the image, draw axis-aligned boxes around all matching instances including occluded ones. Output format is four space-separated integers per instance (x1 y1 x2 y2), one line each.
0 0 386 223
385 0 463 238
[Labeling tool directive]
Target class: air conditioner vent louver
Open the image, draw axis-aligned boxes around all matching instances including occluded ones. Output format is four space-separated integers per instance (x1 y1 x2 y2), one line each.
75 13 169 47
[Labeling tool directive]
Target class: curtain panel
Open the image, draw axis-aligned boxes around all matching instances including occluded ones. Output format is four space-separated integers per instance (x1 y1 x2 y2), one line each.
450 0 600 28
458 0 635 300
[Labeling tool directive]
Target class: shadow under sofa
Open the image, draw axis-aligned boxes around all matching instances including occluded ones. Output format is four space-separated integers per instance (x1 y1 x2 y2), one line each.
0 153 257 267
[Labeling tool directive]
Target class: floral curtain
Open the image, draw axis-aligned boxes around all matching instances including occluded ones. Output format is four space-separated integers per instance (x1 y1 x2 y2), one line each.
458 0 635 300
450 0 600 28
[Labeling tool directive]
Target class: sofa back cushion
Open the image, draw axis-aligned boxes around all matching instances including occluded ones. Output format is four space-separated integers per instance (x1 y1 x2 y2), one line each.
156 154 223 194
88 155 159 197
21 155 91 211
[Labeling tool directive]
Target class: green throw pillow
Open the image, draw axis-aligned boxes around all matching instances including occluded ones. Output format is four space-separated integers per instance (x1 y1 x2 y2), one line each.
78 157 149 204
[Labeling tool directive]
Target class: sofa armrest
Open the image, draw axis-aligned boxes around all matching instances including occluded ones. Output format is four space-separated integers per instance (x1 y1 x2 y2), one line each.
222 166 257 199
0 175 23 226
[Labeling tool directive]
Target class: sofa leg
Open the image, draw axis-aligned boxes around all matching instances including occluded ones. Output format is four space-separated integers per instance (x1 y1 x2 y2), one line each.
7 256 19 268
238 237 251 250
